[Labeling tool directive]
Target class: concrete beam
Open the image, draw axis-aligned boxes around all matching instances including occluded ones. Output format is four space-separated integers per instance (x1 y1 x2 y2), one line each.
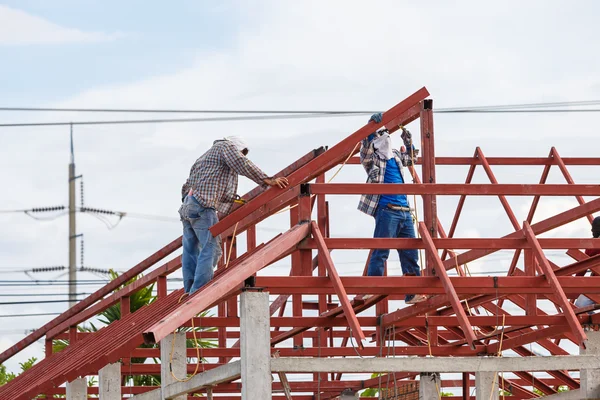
270 355 600 373
476 371 498 400
161 332 186 400
162 361 241 399
98 362 121 400
66 377 87 400
129 389 161 400
539 389 581 400
580 330 600 398
241 291 271 399
419 373 439 399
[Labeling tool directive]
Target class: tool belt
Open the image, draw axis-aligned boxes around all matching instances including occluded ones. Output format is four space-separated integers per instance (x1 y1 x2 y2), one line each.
386 203 411 212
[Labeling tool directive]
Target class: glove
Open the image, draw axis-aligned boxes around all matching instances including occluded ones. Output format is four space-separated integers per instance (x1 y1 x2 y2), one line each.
369 113 383 124
400 127 413 147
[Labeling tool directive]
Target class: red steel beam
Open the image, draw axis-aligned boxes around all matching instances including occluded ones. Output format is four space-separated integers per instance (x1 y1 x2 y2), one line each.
254 276 600 295
522 221 587 347
143 223 310 344
420 99 438 277
299 237 600 250
417 222 477 349
346 156 600 166
308 183 600 196
440 148 477 262
47 256 182 338
476 147 521 231
311 221 366 347
444 195 600 271
270 295 386 346
551 147 594 224
210 87 430 237
0 236 182 365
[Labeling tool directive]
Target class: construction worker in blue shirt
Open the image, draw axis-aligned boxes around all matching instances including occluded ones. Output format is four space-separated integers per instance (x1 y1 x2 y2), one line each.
358 113 427 304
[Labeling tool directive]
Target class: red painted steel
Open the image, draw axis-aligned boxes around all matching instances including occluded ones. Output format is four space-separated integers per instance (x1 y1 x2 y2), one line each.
523 221 588 347
309 183 600 196
210 87 430 236
143 223 311 344
311 221 366 346
0 235 182 365
6 89 600 399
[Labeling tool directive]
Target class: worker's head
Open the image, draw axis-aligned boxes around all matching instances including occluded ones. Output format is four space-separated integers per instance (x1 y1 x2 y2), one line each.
375 126 389 137
224 136 249 156
592 216 600 238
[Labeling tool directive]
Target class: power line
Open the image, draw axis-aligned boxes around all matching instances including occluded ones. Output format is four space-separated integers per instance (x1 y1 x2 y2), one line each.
0 299 87 306
0 112 364 128
0 312 61 318
1 99 599 114
2 107 600 128
0 292 92 297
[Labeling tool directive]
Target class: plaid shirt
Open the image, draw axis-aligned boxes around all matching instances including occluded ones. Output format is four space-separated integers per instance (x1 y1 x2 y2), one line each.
182 140 269 215
357 135 415 217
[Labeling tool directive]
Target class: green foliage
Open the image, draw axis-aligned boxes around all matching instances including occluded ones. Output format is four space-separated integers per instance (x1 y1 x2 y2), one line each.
360 373 382 397
0 364 16 385
51 270 216 388
0 357 37 386
557 385 570 392
440 392 453 396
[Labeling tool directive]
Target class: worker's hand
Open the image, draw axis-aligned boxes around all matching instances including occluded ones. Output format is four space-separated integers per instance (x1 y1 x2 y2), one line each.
400 127 412 146
369 113 383 124
263 177 289 189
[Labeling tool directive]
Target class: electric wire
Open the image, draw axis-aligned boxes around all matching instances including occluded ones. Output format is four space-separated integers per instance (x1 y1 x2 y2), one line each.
0 312 61 318
0 299 87 306
0 112 364 128
2 106 600 128
2 99 600 114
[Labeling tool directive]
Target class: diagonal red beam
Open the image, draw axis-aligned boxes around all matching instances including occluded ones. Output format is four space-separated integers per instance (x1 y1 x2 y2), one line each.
271 295 385 346
552 147 594 224
0 236 182 365
522 221 588 347
47 256 182 338
476 147 521 230
444 195 600 270
210 87 430 236
440 148 477 262
504 148 554 279
143 223 311 344
311 221 366 347
417 222 477 350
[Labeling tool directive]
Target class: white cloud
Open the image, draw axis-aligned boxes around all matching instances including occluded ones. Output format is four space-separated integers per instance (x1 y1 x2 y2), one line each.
0 5 121 45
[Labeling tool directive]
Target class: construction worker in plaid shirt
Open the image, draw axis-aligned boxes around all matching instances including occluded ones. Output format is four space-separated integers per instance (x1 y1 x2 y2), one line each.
358 113 426 304
180 136 288 294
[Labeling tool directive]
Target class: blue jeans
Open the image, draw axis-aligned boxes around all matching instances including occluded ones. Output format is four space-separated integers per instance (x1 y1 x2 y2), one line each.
367 207 421 301
179 195 221 293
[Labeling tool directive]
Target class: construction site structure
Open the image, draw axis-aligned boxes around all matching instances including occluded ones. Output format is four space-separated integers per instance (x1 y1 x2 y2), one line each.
2 87 600 399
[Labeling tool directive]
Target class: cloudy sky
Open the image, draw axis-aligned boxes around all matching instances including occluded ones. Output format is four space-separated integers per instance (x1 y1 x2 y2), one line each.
1 0 600 372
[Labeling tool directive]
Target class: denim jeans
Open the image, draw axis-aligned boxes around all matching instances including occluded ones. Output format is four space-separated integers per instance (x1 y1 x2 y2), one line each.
179 195 221 293
575 294 595 314
367 207 421 301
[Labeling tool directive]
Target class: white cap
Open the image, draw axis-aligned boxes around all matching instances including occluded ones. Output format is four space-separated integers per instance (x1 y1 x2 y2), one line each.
224 136 249 152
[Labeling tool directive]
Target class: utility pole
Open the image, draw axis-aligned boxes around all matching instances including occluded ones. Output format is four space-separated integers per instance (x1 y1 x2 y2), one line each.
68 124 78 308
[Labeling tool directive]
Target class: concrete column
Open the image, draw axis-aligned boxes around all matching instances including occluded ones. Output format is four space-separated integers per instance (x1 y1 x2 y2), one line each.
66 377 87 400
419 372 439 399
99 362 121 400
240 290 271 399
580 329 600 398
475 371 498 400
161 332 187 400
